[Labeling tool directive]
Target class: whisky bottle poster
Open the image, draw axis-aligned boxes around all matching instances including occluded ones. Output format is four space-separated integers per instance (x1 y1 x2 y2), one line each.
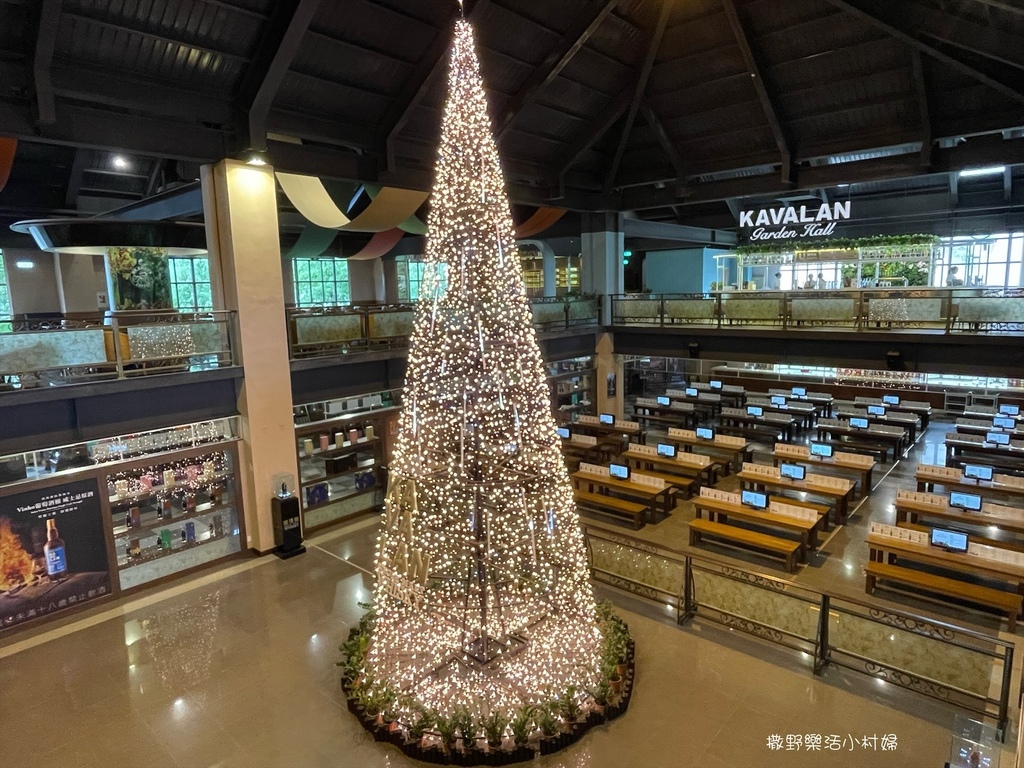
0 477 112 631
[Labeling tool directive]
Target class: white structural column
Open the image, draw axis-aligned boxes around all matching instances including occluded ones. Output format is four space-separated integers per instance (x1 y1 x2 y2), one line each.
202 159 300 553
581 212 624 325
542 245 556 298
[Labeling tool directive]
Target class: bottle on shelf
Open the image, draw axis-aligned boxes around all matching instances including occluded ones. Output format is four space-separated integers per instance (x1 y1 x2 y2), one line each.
43 518 68 581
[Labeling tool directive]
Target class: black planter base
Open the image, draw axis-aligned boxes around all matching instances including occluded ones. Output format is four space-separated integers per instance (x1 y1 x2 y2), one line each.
343 638 636 765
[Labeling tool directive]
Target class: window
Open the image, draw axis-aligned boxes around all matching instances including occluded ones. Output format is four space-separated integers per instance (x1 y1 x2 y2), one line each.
407 259 448 301
0 251 10 332
169 257 213 312
293 257 350 307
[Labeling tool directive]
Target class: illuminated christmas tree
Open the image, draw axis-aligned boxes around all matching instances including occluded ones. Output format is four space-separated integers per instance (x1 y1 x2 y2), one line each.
362 17 604 723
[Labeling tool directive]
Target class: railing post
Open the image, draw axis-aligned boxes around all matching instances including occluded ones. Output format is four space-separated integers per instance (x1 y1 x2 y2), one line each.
111 315 125 380
564 297 570 330
679 557 695 624
659 294 665 327
855 291 865 332
716 293 723 329
944 288 953 335
998 642 1013 740
813 595 831 675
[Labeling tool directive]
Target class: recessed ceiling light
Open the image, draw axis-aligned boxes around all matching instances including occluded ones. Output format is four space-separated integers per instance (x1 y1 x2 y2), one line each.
837 183 850 188
15 260 33 269
112 155 129 170
959 165 1005 178
245 150 268 166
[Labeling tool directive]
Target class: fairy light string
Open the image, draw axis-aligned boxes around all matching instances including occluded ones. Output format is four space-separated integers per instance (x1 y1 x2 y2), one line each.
365 17 603 723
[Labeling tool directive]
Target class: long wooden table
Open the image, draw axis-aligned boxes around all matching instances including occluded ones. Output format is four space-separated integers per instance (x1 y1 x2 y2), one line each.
916 467 1024 503
571 470 675 522
866 533 1024 628
560 437 619 467
852 397 933 428
745 397 818 429
691 382 745 408
620 446 720 486
572 420 644 444
956 419 1024 440
895 497 1024 536
719 411 799 442
868 533 1024 595
816 420 906 462
666 392 722 418
668 433 753 474
693 496 827 561
944 434 1024 470
737 470 855 526
771 451 875 498
836 408 921 444
632 402 699 430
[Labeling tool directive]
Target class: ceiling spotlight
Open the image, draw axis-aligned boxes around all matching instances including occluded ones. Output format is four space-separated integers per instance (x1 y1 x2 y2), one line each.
836 183 850 188
245 150 268 167
15 260 34 269
112 155 129 170
959 165 1005 178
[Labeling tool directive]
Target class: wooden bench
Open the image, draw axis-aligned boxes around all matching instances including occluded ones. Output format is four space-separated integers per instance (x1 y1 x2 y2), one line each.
688 518 801 572
574 491 648 530
865 561 1021 631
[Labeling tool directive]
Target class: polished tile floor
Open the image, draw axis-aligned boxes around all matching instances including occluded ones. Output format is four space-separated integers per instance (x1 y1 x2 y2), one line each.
0 509 1016 768
1 414 1020 767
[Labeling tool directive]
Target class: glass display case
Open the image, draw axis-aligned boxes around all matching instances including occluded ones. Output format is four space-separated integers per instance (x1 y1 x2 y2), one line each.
295 412 389 531
0 418 240 487
548 356 594 418
105 446 244 591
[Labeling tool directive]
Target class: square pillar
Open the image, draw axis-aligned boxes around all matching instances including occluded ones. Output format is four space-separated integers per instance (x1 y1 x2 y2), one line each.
202 159 299 553
581 212 624 324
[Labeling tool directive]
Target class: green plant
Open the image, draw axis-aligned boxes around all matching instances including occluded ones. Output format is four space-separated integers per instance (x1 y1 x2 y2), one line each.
452 705 476 747
555 686 582 723
588 678 612 706
408 705 436 741
536 703 560 737
435 713 458 751
481 710 508 747
509 705 535 746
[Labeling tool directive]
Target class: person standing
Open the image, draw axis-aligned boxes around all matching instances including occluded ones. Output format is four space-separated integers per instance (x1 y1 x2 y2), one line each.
772 272 782 290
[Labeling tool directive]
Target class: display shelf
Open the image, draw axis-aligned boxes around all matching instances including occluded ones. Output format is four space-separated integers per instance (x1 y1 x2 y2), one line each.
111 499 234 539
108 472 231 505
299 457 377 487
302 485 380 512
116 530 232 570
300 437 381 458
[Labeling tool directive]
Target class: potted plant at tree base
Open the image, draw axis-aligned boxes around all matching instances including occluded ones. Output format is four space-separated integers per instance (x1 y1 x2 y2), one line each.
436 713 459 760
481 710 509 765
508 705 535 763
536 703 562 756
452 706 477 765
555 686 583 746
586 679 611 725
405 705 436 758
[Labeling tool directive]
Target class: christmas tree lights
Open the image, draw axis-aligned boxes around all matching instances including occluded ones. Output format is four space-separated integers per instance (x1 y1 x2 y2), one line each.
361 17 605 728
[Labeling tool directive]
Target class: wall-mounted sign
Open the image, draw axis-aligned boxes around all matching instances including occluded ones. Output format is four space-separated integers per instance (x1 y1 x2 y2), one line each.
739 202 851 241
0 478 112 632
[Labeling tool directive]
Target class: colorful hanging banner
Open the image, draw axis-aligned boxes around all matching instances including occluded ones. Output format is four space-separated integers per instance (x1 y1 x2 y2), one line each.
348 228 404 261
0 137 16 192
276 172 428 232
514 207 565 238
364 183 428 235
287 224 338 259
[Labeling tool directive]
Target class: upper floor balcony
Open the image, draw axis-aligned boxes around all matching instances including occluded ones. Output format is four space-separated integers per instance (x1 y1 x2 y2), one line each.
610 288 1024 335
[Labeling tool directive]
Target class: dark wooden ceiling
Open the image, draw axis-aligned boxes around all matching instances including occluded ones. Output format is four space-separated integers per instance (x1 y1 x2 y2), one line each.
1 0 1023 228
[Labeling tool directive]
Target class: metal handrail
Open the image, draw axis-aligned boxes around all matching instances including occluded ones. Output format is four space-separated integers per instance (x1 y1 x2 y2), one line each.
610 288 1024 334
583 524 1016 736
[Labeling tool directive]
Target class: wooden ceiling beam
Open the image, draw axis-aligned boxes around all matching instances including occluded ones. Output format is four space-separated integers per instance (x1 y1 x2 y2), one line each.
33 0 62 125
721 0 794 184
494 0 621 140
603 0 674 193
236 0 323 152
821 0 1024 104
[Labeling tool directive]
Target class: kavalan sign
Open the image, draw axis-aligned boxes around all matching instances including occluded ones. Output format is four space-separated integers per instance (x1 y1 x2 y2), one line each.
739 201 851 241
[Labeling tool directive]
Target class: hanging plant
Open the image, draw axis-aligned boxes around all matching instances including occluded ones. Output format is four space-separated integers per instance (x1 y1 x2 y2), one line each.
736 234 940 257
